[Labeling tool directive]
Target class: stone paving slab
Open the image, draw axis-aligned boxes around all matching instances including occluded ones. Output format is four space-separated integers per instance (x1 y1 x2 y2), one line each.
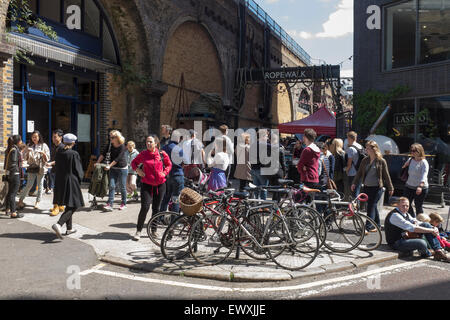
6 186 448 282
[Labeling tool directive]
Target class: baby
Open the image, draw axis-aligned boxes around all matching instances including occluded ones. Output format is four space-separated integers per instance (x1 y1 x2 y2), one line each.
421 213 450 252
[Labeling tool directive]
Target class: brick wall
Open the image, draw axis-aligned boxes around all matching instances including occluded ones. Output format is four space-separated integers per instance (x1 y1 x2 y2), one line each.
160 21 224 128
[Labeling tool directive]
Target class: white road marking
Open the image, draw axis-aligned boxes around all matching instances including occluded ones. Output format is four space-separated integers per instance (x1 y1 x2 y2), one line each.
80 260 428 293
79 263 106 276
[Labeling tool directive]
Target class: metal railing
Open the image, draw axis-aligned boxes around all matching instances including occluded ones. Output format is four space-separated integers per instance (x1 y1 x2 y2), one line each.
242 0 312 65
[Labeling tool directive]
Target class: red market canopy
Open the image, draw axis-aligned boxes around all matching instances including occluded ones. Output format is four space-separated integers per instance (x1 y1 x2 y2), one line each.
278 107 336 138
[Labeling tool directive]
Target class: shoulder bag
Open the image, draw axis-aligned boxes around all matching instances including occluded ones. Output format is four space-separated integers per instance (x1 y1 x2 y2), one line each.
321 158 337 190
400 158 411 182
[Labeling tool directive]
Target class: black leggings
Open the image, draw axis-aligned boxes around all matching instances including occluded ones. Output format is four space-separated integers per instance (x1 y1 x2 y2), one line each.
58 207 77 230
6 175 20 213
137 183 166 232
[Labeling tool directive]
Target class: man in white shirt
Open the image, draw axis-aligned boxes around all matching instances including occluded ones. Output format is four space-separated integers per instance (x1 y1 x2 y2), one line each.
384 197 449 262
345 131 363 198
182 130 205 179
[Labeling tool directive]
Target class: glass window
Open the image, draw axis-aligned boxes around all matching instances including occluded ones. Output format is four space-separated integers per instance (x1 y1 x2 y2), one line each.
64 0 82 30
77 77 93 101
55 71 75 96
40 0 61 22
27 66 51 92
84 0 100 37
103 21 118 64
14 63 21 91
388 99 416 153
418 96 450 144
419 0 450 64
385 0 417 70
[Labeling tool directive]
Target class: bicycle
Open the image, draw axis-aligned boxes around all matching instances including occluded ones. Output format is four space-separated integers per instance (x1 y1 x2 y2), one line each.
188 188 320 270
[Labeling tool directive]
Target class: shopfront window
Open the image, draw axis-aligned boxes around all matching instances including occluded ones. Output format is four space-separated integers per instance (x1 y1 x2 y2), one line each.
388 99 416 153
55 71 75 96
385 0 417 70
418 96 450 144
84 0 100 37
419 0 450 64
27 65 51 93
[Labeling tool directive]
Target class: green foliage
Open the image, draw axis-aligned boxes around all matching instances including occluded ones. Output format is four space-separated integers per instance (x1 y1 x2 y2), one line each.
7 0 58 64
353 85 410 137
116 58 152 90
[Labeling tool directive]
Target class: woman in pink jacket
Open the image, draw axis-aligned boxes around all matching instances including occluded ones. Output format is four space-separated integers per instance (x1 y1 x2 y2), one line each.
131 135 172 241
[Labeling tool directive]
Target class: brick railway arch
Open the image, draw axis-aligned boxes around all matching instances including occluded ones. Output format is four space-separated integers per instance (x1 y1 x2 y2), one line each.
160 16 225 128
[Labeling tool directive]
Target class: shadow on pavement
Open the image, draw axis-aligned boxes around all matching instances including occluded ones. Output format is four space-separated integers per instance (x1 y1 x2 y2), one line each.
109 223 137 229
80 232 132 241
0 232 60 244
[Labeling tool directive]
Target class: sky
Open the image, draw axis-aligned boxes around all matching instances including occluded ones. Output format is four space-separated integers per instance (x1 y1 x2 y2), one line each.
257 0 354 78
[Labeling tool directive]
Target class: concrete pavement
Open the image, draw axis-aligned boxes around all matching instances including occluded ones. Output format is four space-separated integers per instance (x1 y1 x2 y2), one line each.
6 184 449 282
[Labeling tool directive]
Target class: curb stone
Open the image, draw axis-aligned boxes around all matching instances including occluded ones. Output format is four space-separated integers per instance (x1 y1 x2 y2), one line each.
320 261 354 273
350 252 399 268
290 267 326 280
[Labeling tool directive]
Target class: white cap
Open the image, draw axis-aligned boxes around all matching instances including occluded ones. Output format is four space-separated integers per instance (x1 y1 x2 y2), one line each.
63 133 77 143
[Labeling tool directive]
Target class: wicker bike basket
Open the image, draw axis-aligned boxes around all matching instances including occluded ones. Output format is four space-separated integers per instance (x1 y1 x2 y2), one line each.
179 187 203 216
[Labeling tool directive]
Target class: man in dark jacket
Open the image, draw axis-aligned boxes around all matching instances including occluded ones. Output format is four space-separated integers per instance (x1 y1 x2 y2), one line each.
160 131 184 213
52 134 85 240
385 197 450 262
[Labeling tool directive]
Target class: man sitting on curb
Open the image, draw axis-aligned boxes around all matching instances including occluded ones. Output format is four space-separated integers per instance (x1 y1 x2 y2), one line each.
385 197 450 262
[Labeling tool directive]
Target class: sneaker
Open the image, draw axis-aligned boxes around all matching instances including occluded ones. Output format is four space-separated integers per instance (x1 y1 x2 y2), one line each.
52 224 63 240
65 229 77 236
103 204 113 212
119 204 127 210
433 249 450 263
132 231 141 241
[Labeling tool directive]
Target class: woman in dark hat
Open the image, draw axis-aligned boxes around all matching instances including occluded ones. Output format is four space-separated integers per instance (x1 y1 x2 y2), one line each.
51 133 85 239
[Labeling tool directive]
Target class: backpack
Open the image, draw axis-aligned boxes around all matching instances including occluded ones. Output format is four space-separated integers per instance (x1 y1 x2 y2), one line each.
345 145 365 171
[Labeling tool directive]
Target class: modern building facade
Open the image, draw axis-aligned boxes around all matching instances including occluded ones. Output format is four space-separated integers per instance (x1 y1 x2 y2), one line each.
354 0 449 158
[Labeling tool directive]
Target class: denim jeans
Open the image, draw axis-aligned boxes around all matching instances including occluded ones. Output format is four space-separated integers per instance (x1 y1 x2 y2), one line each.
19 172 45 202
362 186 384 230
250 169 270 200
108 168 128 206
6 174 20 212
160 175 184 213
393 222 442 256
403 186 428 218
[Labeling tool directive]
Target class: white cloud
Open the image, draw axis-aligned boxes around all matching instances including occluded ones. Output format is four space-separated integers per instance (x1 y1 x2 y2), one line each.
316 0 353 38
292 0 353 40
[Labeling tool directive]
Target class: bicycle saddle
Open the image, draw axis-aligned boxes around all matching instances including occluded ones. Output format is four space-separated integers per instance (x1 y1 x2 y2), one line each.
302 186 321 193
278 179 294 185
233 191 250 199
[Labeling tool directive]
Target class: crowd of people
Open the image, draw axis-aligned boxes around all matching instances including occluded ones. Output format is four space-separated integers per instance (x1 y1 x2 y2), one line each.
1 124 448 261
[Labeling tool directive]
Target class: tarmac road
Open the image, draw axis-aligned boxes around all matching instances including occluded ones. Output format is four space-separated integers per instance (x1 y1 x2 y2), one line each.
1 218 449 301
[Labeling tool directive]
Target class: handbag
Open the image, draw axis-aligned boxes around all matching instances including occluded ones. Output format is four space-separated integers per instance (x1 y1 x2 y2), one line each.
26 147 43 174
321 158 337 190
2 149 14 182
402 231 422 240
400 158 411 182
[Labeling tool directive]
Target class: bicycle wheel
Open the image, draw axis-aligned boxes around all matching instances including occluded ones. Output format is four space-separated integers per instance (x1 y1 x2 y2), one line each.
286 205 327 250
266 217 319 270
239 211 271 260
146 211 180 247
355 213 382 251
188 213 236 265
160 214 198 261
323 212 365 253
